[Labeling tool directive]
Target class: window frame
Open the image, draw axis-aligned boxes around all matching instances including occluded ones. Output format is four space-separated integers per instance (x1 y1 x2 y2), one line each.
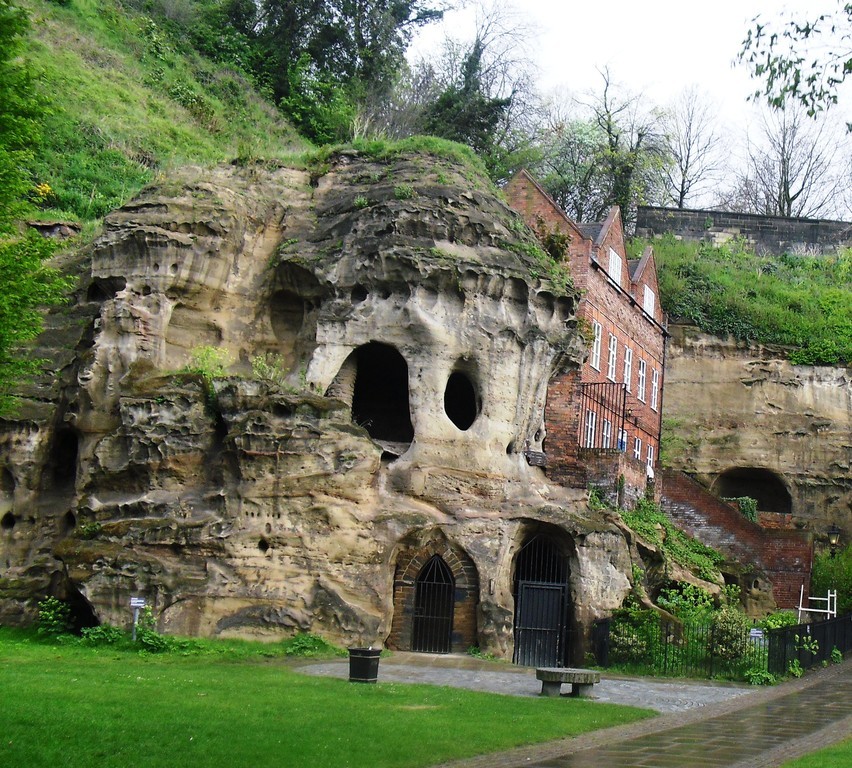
608 247 622 285
606 334 618 381
643 285 656 316
590 321 602 370
602 418 613 449
584 409 597 448
651 368 660 411
633 437 642 460
637 359 647 402
623 347 633 391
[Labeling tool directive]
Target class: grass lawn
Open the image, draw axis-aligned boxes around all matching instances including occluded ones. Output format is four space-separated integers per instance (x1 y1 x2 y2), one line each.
781 739 852 768
0 629 654 768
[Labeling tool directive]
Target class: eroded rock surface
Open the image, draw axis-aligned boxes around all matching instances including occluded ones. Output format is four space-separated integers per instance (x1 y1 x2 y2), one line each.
664 325 851 539
0 153 632 657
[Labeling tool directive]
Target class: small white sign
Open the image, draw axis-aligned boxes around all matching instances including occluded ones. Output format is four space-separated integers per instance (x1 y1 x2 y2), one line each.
749 628 764 639
130 597 146 608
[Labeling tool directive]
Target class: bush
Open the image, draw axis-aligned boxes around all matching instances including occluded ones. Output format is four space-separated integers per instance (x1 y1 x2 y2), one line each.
36 597 72 637
810 543 852 615
710 607 751 661
81 624 126 645
281 633 345 657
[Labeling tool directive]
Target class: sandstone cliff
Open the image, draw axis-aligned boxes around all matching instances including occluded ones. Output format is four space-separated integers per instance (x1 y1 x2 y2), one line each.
0 152 634 657
663 325 851 542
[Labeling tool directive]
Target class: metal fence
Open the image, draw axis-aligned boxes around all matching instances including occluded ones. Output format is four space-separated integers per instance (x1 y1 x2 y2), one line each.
593 612 852 680
767 613 852 675
593 615 768 680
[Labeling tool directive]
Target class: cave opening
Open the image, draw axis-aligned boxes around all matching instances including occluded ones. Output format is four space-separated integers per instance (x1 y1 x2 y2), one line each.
351 342 413 453
712 467 792 514
444 371 479 431
46 427 79 492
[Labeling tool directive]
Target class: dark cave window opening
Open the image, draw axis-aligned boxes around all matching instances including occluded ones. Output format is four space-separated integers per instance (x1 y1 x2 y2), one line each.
1 512 15 530
63 511 77 533
713 467 792 514
351 342 413 452
444 371 479 431
258 538 270 553
47 427 79 492
1 467 15 495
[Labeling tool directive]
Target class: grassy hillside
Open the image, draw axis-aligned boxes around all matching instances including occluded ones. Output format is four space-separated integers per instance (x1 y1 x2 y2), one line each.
19 0 307 225
633 235 852 366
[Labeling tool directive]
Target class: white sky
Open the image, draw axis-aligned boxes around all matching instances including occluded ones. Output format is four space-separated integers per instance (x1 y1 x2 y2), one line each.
410 0 852 132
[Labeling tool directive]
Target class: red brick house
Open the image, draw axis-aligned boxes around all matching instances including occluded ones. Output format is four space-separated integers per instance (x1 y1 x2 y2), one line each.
506 170 668 503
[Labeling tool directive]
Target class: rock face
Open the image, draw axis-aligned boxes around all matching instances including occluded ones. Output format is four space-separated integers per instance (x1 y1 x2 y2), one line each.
0 152 633 660
663 326 852 541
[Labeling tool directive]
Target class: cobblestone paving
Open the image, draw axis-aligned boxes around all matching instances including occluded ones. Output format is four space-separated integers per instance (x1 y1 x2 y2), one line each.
300 653 852 767
301 653 757 712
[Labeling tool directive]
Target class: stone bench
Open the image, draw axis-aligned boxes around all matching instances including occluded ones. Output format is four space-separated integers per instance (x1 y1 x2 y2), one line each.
535 667 600 698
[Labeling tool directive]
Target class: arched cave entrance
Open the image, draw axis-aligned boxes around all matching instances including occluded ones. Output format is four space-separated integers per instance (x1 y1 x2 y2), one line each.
712 467 792 514
388 532 479 654
512 527 574 667
48 572 99 633
350 342 413 456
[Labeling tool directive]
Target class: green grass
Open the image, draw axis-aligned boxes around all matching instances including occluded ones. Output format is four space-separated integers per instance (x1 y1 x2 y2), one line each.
781 738 852 767
20 0 308 224
630 235 852 365
0 628 654 768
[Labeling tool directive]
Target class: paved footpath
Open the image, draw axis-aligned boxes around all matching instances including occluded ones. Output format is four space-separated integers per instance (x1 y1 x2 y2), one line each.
302 653 852 767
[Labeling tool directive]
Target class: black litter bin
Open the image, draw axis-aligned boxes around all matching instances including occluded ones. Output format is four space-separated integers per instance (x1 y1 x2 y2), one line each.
348 648 381 683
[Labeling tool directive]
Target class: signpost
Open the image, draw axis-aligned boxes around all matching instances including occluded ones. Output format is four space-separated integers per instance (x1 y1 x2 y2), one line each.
130 597 146 641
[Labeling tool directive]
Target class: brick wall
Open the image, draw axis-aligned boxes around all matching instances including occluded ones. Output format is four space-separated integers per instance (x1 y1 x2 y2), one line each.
636 206 852 255
506 171 667 499
660 469 812 609
387 540 479 652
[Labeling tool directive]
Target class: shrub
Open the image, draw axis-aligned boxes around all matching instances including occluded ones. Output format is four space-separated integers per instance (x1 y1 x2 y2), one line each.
710 607 751 661
744 667 777 685
36 597 72 637
81 624 126 645
759 610 799 631
281 633 345 657
656 582 714 620
810 543 852 615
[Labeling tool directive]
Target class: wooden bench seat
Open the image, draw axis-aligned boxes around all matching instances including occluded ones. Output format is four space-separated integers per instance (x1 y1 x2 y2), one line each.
535 667 601 698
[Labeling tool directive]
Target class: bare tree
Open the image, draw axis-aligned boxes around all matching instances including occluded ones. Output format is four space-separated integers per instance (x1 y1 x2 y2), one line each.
661 87 724 208
717 107 852 219
585 69 670 226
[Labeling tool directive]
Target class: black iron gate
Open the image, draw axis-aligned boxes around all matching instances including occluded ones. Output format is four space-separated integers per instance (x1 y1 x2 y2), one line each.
412 555 455 653
513 535 571 667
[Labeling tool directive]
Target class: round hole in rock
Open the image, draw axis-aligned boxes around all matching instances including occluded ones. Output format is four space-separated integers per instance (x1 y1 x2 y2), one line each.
63 511 77 533
351 285 368 304
258 538 270 553
1 512 15 530
0 467 13 495
444 371 479 431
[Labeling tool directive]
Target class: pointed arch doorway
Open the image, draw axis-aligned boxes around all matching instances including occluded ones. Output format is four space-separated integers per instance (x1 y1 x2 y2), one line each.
411 555 455 653
512 532 572 667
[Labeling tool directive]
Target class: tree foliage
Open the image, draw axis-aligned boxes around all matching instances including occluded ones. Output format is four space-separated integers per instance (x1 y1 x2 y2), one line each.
740 2 852 129
228 0 445 142
531 72 670 225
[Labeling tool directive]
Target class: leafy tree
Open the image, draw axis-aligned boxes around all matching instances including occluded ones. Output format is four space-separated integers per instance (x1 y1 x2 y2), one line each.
422 37 512 160
0 0 42 232
234 0 445 142
740 2 852 129
0 233 72 414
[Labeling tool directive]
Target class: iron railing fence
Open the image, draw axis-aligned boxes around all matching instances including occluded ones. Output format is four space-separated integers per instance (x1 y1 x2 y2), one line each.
767 613 852 675
593 615 769 680
594 612 852 681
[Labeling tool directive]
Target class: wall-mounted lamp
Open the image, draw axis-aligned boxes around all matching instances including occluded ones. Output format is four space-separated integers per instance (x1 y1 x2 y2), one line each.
827 524 841 557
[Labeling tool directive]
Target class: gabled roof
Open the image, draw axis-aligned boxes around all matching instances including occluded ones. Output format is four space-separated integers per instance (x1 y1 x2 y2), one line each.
630 246 655 285
508 170 589 244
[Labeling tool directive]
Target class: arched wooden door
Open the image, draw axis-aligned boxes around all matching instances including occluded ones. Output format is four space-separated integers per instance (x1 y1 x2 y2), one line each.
513 534 571 667
411 555 455 653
